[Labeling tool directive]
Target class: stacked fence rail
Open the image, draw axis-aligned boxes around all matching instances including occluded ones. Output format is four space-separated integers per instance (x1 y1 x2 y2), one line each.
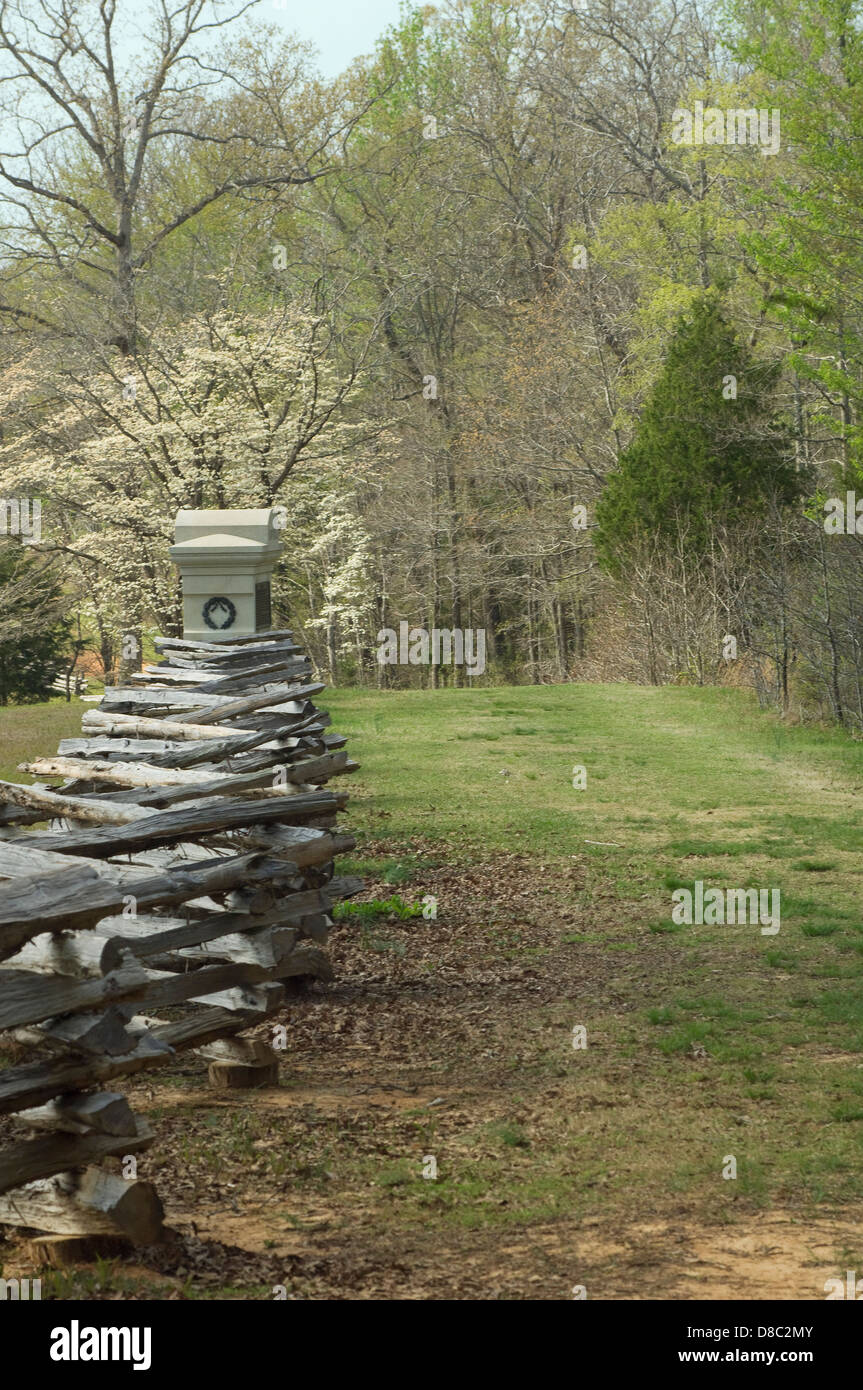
0 629 358 1249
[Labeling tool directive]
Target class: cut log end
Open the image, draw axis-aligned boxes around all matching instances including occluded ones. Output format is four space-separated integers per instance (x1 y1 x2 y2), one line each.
0 1168 165 1245
207 1057 280 1090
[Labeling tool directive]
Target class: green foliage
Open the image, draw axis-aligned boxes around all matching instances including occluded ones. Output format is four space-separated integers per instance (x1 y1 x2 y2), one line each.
725 0 863 483
333 894 424 923
595 295 801 573
0 545 70 706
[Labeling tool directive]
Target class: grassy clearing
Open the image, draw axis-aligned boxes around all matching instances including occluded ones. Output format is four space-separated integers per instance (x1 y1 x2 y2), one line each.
0 696 90 783
325 681 863 856
327 682 863 962
319 685 863 1220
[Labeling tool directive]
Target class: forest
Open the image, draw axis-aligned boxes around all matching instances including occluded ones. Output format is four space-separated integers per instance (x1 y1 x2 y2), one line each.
0 0 861 724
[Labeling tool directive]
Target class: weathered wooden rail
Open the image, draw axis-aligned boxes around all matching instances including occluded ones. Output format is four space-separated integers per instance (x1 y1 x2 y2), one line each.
0 629 359 1258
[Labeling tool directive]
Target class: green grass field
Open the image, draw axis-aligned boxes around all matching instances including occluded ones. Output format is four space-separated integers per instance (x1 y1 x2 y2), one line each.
327 685 863 1212
326 679 863 853
0 696 91 785
3 682 863 1297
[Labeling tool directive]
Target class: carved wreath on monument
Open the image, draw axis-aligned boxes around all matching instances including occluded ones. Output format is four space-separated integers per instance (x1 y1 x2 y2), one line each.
202 596 237 630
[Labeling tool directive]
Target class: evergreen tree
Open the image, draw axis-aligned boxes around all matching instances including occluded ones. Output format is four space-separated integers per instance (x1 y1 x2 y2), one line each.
595 296 802 574
0 545 70 705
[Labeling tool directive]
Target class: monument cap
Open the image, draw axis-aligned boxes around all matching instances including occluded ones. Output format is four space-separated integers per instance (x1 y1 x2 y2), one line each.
170 507 283 640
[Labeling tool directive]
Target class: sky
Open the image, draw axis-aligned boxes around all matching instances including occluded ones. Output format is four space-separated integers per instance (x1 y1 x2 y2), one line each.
0 2 412 100
266 0 408 77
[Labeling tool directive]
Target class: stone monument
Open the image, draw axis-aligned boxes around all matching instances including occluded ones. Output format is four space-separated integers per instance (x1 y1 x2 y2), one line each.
169 508 283 641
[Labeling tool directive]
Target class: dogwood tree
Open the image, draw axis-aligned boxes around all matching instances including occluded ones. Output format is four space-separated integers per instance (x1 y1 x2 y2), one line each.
0 301 373 644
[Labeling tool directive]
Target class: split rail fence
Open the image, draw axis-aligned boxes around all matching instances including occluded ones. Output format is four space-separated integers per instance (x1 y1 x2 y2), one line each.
0 629 358 1256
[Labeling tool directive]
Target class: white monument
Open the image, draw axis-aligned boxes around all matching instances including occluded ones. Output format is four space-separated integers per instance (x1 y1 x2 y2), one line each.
170 508 283 642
